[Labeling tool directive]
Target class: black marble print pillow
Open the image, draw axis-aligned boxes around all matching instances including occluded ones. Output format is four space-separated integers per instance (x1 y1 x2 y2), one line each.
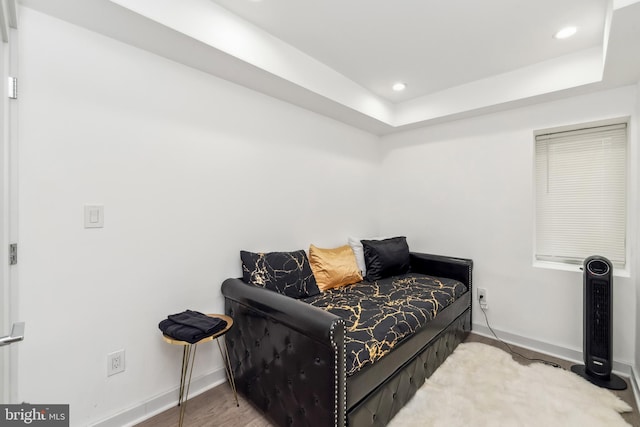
240 250 320 298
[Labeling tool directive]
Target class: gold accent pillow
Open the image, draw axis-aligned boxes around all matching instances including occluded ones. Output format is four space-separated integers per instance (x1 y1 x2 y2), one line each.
309 244 363 292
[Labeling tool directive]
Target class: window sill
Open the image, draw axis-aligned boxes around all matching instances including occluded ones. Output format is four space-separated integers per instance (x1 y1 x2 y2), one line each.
533 260 630 278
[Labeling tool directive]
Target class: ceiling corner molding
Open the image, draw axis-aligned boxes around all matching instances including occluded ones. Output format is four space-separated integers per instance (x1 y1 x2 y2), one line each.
107 0 395 125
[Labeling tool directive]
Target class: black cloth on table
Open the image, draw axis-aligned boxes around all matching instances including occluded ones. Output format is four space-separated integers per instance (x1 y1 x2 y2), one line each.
159 310 227 344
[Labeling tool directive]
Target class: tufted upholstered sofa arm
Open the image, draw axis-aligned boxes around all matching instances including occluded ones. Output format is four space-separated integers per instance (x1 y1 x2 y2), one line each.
222 278 347 427
222 278 343 344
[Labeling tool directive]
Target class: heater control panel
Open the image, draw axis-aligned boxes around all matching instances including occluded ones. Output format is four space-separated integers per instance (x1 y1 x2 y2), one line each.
586 259 609 276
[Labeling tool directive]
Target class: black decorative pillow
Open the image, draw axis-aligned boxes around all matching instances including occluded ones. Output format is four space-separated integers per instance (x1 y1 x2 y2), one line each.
240 250 320 298
361 237 411 281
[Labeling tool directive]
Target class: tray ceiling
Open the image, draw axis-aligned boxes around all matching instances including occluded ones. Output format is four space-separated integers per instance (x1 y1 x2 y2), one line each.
20 0 640 134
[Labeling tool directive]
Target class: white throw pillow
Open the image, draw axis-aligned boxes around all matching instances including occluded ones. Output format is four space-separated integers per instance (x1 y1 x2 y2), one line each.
347 236 387 278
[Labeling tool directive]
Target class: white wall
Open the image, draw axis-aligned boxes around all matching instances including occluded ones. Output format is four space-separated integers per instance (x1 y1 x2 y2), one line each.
379 86 638 365
636 80 640 378
15 5 640 425
16 8 379 426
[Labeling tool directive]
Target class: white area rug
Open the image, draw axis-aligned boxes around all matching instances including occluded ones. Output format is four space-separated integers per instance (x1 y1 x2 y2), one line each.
389 342 632 427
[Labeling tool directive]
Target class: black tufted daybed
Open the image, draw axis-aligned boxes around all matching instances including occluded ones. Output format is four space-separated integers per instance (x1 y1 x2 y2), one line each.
222 239 473 427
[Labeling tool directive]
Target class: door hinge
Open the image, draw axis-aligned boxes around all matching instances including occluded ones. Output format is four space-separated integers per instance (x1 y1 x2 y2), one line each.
9 243 17 265
8 76 17 99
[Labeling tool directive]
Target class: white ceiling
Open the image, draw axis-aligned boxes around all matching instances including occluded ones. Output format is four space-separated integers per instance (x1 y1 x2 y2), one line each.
211 0 608 103
19 0 640 134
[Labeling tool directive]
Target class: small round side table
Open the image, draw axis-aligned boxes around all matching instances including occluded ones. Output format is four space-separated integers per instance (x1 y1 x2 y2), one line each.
162 313 238 427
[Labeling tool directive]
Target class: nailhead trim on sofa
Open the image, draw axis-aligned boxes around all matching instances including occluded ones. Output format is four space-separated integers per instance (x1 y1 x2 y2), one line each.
226 299 344 426
347 311 470 426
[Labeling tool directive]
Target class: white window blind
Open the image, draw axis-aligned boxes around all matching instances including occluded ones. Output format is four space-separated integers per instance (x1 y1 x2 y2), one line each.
535 123 627 268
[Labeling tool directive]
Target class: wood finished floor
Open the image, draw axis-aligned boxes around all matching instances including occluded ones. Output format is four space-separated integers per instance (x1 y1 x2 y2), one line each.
136 333 639 427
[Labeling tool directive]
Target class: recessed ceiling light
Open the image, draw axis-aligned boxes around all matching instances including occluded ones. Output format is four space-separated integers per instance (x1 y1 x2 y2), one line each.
392 82 407 92
554 26 577 39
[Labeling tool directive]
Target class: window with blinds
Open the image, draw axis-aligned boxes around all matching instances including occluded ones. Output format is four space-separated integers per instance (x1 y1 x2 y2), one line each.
535 122 627 268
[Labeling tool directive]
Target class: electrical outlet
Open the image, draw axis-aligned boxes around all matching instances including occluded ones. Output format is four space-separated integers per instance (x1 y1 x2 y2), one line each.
477 288 488 309
107 350 125 377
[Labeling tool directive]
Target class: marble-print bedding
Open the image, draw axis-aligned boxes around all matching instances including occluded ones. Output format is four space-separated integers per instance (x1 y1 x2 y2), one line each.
303 273 467 376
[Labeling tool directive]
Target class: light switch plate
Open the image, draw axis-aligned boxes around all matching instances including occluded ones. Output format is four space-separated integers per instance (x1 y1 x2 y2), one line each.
84 205 104 228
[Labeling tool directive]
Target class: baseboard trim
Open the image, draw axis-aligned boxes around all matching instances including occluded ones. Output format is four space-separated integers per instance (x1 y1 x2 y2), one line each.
91 367 227 427
89 327 638 426
631 366 640 412
471 323 633 377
